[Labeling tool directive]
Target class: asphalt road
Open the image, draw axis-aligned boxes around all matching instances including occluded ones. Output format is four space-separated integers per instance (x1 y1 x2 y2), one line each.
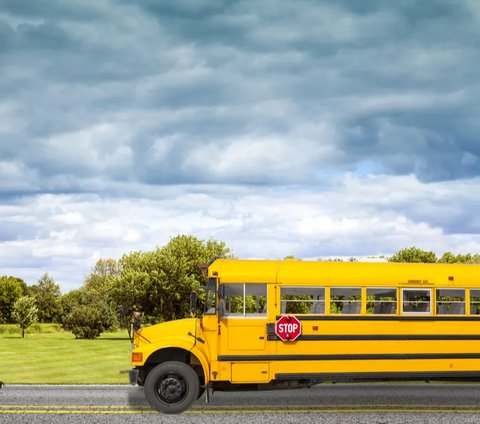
2 383 480 423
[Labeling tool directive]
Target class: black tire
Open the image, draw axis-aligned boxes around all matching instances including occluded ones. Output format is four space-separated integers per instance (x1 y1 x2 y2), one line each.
144 361 199 414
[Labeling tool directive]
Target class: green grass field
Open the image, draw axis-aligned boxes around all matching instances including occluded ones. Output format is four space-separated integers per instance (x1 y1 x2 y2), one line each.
0 327 132 384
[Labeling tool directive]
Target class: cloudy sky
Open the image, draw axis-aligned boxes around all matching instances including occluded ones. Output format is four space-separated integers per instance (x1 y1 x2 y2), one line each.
1 0 480 292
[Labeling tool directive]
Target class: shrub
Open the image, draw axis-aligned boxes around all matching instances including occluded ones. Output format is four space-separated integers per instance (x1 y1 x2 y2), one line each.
65 304 117 339
28 323 63 334
0 324 20 334
0 323 64 335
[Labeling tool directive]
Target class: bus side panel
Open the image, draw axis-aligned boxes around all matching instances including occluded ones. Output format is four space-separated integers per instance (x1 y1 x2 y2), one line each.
273 318 480 378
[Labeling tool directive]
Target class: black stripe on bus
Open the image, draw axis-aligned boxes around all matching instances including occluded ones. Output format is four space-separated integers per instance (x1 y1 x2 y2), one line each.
218 353 480 362
266 334 480 341
275 371 480 381
275 315 480 321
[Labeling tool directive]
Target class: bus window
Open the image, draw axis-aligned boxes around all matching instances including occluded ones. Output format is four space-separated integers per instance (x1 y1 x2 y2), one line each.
470 289 480 315
245 284 267 316
222 283 267 317
330 288 361 314
204 278 217 315
280 287 325 314
223 284 244 316
402 288 431 314
366 288 397 314
436 289 465 315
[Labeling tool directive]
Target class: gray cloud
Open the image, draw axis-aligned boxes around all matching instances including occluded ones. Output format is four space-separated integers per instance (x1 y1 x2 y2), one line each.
1 0 479 188
1 1 480 288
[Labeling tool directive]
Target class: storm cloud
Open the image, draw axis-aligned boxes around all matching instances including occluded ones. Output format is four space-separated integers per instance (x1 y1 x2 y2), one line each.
0 0 479 290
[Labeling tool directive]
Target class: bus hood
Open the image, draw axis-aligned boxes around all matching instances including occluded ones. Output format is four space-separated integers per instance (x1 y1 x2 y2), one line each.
135 318 198 347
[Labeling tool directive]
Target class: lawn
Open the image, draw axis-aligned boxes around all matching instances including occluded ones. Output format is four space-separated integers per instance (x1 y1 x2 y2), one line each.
0 328 132 384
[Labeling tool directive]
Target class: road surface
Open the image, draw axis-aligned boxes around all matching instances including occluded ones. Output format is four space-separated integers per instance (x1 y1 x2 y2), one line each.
2 383 480 423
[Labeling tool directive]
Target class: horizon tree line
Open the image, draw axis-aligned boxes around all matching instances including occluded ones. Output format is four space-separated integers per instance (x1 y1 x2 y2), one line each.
1 239 479 338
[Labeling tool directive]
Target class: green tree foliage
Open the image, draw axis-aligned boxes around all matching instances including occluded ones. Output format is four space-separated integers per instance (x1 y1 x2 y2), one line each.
83 258 121 331
438 252 480 264
64 303 116 339
388 247 437 263
59 288 118 339
0 276 28 323
109 235 232 323
58 289 85 327
318 258 344 262
83 258 120 298
12 296 38 338
57 259 123 338
389 247 480 264
29 273 61 323
108 257 150 321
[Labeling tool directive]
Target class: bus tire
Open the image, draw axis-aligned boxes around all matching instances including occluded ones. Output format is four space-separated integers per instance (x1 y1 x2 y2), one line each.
144 361 199 414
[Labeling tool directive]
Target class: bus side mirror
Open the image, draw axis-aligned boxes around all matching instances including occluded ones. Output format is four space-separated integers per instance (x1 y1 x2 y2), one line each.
189 291 198 317
133 311 144 331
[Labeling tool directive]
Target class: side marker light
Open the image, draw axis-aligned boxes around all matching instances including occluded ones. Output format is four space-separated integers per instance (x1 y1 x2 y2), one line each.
132 352 143 363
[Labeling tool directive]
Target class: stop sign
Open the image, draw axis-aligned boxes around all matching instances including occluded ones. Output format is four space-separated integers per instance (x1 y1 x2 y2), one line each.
275 315 302 341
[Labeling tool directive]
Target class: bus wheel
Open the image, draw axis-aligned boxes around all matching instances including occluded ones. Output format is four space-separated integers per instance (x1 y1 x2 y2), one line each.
144 361 199 414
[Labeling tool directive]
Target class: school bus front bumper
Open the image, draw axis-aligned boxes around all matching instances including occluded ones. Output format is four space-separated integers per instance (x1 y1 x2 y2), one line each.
128 368 139 386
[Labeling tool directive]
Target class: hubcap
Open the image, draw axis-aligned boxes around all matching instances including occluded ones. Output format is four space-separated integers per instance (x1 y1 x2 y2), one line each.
157 374 187 404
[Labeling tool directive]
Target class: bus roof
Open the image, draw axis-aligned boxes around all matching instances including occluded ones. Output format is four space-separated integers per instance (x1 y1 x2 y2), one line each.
208 259 480 287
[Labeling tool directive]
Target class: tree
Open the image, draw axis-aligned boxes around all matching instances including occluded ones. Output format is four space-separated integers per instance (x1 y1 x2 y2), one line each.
467 254 480 264
56 259 123 338
29 273 61 323
12 296 38 338
109 235 233 323
388 247 437 263
147 235 233 321
58 289 85 325
389 247 480 264
108 262 151 321
0 277 28 324
83 258 120 298
438 252 480 264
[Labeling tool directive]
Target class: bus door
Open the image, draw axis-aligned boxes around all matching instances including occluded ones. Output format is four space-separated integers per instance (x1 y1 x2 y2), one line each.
218 283 269 352
216 282 273 383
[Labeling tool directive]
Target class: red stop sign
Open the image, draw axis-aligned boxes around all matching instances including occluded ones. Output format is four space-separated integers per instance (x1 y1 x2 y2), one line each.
275 315 302 341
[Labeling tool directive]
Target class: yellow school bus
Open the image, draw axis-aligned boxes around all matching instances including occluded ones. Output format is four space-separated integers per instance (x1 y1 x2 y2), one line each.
129 259 480 413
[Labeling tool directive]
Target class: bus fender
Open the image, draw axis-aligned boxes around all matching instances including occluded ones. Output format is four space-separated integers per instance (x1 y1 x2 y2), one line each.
190 345 210 385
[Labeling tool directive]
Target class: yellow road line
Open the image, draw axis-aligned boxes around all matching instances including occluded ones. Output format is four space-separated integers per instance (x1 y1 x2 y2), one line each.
0 405 150 409
0 405 129 409
0 410 156 415
1 406 480 415
1 409 480 415
1 404 478 409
